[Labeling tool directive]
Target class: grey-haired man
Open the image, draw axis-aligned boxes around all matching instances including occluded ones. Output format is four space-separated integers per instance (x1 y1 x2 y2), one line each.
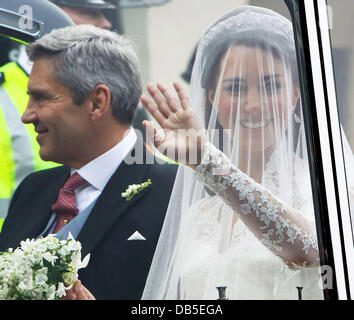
0 24 177 299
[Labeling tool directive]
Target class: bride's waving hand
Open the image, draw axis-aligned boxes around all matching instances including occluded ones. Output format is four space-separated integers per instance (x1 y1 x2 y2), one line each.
141 81 207 166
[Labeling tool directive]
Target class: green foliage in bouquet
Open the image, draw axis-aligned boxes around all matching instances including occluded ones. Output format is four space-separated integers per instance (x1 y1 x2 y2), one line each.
0 234 90 300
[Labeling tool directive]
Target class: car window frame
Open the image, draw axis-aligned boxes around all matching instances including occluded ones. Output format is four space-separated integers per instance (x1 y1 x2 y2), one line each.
285 0 354 300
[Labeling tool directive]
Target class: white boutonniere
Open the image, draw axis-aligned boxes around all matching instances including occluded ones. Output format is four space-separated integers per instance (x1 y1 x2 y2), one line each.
121 179 152 201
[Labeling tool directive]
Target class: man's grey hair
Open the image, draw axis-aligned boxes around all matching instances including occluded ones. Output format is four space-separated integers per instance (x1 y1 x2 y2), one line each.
27 24 142 125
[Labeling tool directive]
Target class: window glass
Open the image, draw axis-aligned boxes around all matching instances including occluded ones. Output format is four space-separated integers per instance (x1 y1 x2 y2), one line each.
327 0 354 235
122 0 326 300
0 0 332 300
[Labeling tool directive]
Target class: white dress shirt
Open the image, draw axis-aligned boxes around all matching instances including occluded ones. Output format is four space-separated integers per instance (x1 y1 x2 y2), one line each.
72 128 137 213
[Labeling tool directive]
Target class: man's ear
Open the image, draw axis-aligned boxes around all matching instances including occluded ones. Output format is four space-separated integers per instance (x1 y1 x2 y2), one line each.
89 84 111 120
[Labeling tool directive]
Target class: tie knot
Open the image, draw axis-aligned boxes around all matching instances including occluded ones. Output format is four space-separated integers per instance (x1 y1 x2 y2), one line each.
63 172 88 193
51 172 89 233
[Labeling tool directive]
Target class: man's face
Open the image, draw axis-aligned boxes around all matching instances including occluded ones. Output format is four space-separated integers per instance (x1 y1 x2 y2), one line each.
61 5 112 30
22 58 93 166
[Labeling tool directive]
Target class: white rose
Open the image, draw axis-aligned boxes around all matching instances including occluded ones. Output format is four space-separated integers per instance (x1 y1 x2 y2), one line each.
58 247 69 257
35 273 48 286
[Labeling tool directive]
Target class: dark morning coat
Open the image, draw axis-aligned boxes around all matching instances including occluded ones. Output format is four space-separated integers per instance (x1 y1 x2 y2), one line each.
0 138 177 299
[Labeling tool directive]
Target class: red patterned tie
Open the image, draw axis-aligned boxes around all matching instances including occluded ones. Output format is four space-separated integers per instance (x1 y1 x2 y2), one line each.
51 172 88 233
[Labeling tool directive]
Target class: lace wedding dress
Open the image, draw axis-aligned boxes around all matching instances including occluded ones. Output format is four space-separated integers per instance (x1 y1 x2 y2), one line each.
178 143 324 300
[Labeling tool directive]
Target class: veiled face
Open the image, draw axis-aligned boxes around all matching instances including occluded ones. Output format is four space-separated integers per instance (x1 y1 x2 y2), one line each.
209 45 299 153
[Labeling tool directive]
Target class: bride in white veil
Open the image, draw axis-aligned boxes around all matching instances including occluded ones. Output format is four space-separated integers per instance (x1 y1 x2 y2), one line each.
140 5 331 300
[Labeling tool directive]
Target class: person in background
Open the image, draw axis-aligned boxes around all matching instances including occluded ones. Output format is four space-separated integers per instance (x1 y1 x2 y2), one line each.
51 0 114 29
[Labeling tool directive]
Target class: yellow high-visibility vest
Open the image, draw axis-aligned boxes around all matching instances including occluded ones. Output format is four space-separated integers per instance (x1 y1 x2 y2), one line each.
0 62 59 230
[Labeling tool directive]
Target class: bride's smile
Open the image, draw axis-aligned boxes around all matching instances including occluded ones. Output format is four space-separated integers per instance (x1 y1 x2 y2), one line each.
209 45 300 154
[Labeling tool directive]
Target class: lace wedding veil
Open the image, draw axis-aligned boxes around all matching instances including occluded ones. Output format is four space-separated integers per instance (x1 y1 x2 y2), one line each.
142 5 353 300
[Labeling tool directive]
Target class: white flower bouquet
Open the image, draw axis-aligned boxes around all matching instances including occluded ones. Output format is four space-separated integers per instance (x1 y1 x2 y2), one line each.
0 233 90 300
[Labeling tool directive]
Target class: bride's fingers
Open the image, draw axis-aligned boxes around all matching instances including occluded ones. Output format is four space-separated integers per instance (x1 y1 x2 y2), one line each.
173 81 191 110
143 120 164 149
146 83 172 119
157 82 183 113
141 94 166 128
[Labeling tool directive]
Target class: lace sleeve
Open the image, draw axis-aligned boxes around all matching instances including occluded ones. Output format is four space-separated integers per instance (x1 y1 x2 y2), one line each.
195 143 320 268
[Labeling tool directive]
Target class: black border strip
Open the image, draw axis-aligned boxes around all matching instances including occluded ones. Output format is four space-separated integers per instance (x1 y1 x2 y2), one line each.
312 0 351 299
322 2 354 243
286 0 339 300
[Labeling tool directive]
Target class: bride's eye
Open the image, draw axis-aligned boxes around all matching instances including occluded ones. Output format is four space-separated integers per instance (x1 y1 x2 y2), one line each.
262 80 282 93
225 81 246 95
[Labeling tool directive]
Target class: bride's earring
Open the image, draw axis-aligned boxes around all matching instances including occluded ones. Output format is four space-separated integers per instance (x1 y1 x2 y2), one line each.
293 112 301 124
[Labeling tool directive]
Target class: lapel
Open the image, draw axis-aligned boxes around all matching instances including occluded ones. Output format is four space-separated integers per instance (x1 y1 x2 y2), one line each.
16 166 70 243
77 138 153 257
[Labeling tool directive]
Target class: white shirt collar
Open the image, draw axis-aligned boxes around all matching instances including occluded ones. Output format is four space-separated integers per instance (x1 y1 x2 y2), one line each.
72 128 137 191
